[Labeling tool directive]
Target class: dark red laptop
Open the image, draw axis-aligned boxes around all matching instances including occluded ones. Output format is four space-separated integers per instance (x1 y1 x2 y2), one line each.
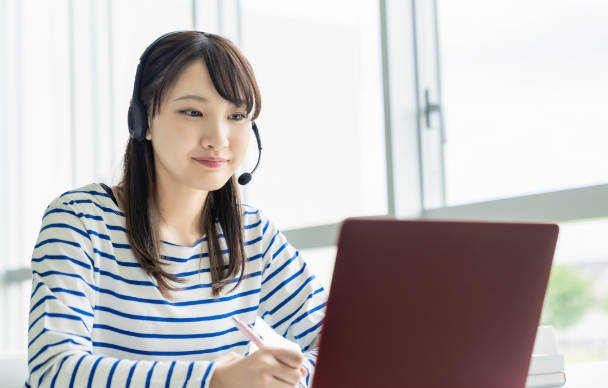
311 218 558 388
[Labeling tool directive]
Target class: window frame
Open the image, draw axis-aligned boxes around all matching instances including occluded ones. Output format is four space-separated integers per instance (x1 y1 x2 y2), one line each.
2 0 607 281
287 0 608 247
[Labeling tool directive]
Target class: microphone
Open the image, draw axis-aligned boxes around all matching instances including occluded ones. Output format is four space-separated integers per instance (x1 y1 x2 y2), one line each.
238 121 262 185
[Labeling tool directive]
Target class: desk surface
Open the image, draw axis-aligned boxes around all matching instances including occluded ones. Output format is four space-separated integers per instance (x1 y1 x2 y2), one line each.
563 360 608 388
2 356 606 387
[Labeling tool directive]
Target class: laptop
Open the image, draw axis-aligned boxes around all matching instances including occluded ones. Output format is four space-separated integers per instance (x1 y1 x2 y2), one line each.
311 218 558 388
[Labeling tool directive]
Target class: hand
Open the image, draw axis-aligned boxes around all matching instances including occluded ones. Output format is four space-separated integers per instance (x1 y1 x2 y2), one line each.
210 346 307 388
213 351 245 366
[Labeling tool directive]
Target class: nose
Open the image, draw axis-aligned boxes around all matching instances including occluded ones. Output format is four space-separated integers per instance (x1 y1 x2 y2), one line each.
202 119 230 151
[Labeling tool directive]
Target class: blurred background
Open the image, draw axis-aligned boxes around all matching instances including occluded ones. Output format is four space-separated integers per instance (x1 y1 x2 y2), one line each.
0 0 607 364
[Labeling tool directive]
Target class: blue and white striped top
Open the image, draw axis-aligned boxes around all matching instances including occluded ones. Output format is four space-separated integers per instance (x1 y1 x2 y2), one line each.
25 183 327 388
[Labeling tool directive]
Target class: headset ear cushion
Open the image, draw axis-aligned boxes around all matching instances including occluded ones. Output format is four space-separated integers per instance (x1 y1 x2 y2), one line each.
137 102 149 141
127 106 135 137
129 102 149 141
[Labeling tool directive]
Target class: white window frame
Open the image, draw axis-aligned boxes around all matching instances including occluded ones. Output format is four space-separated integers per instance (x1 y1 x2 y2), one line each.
3 0 606 282
281 0 608 249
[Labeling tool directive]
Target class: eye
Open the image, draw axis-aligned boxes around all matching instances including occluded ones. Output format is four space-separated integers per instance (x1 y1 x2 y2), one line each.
182 109 202 117
230 113 246 121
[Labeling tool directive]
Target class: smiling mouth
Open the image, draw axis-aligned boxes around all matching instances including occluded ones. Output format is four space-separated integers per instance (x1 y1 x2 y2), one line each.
195 159 225 168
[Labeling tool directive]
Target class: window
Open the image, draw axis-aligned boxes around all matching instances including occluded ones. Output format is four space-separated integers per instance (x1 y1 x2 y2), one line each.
111 0 194 167
0 0 194 356
436 0 608 206
2 0 605 366
239 0 387 229
549 219 608 362
423 0 608 363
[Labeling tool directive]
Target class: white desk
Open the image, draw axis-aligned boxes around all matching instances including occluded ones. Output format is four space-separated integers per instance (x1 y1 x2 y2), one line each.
2 356 606 387
563 360 608 388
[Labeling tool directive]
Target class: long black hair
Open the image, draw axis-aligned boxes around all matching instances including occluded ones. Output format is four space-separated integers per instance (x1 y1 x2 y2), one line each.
115 31 262 299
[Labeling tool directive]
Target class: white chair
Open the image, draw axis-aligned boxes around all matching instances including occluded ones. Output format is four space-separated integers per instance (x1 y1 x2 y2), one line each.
0 355 28 387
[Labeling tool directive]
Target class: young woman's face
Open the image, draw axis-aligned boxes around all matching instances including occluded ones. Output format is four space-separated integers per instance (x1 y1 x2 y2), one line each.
145 59 252 192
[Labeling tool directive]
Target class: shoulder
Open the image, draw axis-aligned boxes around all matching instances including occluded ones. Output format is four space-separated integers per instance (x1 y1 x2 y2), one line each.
241 203 275 236
43 182 123 221
56 182 114 205
242 203 265 227
241 204 286 251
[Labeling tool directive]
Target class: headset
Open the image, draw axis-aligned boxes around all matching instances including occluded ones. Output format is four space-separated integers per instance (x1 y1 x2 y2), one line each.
127 30 262 186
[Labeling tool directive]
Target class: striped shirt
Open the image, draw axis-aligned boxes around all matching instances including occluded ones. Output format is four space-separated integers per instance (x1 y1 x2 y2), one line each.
25 183 327 388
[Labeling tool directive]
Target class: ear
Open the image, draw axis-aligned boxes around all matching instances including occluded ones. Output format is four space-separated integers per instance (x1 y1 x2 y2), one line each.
145 126 152 141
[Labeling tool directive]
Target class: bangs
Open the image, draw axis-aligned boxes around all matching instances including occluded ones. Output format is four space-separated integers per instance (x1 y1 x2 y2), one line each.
144 32 261 121
203 37 261 119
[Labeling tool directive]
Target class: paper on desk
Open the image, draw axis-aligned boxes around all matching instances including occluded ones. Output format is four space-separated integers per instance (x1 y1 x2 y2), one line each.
248 318 308 387
527 325 565 387
247 318 302 354
526 371 566 388
248 317 323 356
532 326 559 355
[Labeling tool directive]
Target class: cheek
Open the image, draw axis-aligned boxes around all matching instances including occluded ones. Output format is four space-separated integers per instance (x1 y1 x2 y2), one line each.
155 124 193 163
230 131 252 164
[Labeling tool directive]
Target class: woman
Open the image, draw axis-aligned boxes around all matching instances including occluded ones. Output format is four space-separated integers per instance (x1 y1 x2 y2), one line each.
25 31 327 388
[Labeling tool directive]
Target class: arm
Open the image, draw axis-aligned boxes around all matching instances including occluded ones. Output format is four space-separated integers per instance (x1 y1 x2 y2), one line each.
26 196 216 387
255 211 329 387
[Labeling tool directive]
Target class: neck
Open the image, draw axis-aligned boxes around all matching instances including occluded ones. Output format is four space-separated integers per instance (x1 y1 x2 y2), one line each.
155 168 208 246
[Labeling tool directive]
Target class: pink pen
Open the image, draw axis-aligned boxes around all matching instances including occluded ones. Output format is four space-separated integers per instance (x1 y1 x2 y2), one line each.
232 315 266 348
232 315 308 387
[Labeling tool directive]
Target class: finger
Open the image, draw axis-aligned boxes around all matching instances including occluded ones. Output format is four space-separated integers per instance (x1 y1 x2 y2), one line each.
224 354 243 365
270 378 298 388
300 365 308 377
271 362 304 387
266 347 304 369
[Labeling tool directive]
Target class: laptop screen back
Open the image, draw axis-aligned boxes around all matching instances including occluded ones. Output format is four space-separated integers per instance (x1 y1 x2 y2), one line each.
312 218 558 388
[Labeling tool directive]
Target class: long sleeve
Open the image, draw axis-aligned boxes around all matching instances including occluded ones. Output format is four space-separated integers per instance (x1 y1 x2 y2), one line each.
26 197 216 388
255 211 329 387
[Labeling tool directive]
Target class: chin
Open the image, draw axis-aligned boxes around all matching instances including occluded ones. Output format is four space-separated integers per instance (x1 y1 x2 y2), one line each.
188 175 233 192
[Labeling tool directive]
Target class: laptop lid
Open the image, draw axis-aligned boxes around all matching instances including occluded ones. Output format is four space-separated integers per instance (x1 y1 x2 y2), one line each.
311 218 558 388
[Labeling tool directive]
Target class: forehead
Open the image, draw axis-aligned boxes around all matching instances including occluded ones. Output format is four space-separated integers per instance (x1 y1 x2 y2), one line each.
164 59 247 110
166 60 216 99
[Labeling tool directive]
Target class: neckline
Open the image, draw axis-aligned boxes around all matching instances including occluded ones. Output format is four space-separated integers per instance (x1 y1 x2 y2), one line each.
99 182 118 208
161 235 207 248
97 183 206 249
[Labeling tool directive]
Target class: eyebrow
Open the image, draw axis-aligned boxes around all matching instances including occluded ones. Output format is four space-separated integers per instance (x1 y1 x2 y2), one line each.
173 94 246 110
173 95 209 103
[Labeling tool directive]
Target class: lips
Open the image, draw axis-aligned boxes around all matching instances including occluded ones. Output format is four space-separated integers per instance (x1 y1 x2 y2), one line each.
194 157 226 168
194 156 226 162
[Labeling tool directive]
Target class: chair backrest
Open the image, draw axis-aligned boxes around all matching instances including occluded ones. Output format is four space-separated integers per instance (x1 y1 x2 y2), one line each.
0 356 28 387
